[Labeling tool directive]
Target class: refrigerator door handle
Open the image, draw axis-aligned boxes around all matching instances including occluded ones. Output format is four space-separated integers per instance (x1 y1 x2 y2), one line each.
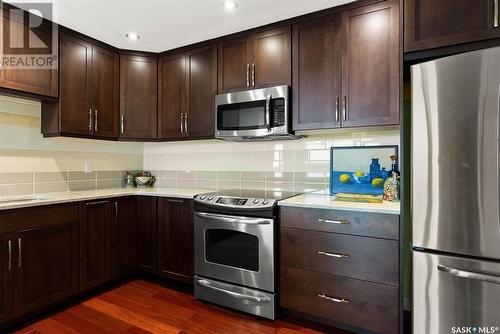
437 264 500 285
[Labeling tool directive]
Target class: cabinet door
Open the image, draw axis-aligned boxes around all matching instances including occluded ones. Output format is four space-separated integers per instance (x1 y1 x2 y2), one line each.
341 2 399 127
186 45 217 139
218 37 252 93
157 198 194 283
405 0 500 52
111 197 137 278
79 200 111 291
13 221 79 316
137 197 157 274
92 45 119 138
292 16 342 130
254 26 291 88
0 234 14 323
59 32 92 135
158 53 187 140
120 55 158 140
0 10 58 97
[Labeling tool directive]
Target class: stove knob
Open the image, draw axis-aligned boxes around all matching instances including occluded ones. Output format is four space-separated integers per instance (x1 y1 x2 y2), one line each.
208 196 213 200
253 199 260 204
262 200 269 205
200 195 206 200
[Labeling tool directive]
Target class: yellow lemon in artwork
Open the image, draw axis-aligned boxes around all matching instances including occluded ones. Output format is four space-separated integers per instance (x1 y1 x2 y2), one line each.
372 178 384 187
354 171 365 177
340 174 351 183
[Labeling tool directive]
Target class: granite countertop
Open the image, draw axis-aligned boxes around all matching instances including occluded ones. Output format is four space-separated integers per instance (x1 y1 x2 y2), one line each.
0 187 213 211
278 190 400 215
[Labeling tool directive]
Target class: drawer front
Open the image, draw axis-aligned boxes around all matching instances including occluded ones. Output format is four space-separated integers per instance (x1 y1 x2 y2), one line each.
281 266 398 334
280 206 399 240
281 228 398 286
0 203 79 233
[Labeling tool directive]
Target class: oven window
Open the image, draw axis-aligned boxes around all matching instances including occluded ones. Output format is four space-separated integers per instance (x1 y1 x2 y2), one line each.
217 100 267 131
205 229 259 272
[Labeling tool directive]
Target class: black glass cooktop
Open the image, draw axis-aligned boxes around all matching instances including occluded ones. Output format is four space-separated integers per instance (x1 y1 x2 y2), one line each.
199 189 301 201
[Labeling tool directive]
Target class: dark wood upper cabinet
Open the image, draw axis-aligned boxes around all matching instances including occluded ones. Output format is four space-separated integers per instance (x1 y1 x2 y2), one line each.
119 55 158 140
218 26 291 93
405 0 500 52
136 196 157 274
111 197 137 278
79 200 112 291
91 45 119 138
158 53 187 140
293 1 399 131
42 32 119 139
186 45 217 139
158 45 216 140
292 16 341 130
0 8 58 98
341 1 399 127
157 198 194 283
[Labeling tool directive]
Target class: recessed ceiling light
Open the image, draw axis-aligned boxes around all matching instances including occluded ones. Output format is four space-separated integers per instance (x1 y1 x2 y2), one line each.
126 33 140 41
222 0 237 11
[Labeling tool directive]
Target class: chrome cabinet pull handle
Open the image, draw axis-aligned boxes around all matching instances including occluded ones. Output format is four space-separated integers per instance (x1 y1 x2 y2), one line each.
318 293 349 304
437 264 500 284
86 200 109 206
251 63 255 86
317 218 349 225
94 110 98 132
318 250 349 258
17 238 21 268
88 109 92 132
343 96 348 121
495 0 499 27
180 113 184 133
7 240 11 271
120 114 125 135
335 96 340 122
114 201 118 223
184 113 188 133
246 63 250 87
167 199 184 203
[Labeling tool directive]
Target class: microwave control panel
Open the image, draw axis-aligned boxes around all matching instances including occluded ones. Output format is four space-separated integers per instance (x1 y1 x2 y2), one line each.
271 98 286 127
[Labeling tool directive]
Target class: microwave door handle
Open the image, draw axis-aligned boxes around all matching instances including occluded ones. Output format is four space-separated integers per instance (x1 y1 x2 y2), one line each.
265 95 271 132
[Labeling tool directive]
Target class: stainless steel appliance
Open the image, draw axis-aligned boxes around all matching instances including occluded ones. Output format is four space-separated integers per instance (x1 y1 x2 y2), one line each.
193 189 299 319
412 47 500 334
215 85 299 141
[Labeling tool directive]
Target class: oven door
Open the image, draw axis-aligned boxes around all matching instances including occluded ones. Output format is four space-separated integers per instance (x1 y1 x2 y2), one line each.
194 211 275 292
215 85 289 139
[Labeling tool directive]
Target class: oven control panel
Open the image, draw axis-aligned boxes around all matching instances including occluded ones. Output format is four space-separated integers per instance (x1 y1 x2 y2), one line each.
195 195 276 209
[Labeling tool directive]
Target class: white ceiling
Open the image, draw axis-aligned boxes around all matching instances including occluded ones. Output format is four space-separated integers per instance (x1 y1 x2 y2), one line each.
7 0 356 52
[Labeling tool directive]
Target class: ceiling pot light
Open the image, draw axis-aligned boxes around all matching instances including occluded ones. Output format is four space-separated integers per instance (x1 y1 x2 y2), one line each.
222 0 237 10
126 33 140 40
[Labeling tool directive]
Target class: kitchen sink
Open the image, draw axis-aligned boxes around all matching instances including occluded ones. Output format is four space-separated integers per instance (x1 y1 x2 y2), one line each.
0 195 49 204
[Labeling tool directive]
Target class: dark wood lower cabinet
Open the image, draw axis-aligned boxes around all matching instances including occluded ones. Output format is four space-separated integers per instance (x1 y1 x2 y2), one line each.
111 197 137 278
0 235 12 323
136 196 158 274
157 198 194 283
79 200 112 291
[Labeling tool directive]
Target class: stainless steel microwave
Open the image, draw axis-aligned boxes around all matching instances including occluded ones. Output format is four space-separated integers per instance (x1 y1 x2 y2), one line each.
215 85 299 141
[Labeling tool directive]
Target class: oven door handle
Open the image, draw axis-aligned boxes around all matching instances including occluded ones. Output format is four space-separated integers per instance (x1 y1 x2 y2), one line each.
195 212 271 225
196 279 271 303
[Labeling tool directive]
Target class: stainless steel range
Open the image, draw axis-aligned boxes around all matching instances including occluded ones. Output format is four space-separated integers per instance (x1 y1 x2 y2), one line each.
193 189 299 320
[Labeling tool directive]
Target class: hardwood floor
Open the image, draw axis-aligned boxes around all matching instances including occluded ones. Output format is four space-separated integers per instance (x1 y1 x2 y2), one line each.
11 280 351 334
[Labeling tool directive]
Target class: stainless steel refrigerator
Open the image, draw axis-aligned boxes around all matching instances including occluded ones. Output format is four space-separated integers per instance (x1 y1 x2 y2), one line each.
412 47 500 334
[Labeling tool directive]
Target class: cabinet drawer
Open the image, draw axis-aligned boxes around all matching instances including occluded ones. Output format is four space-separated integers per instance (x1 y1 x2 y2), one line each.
281 228 398 286
280 206 399 240
0 203 79 233
281 266 398 334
